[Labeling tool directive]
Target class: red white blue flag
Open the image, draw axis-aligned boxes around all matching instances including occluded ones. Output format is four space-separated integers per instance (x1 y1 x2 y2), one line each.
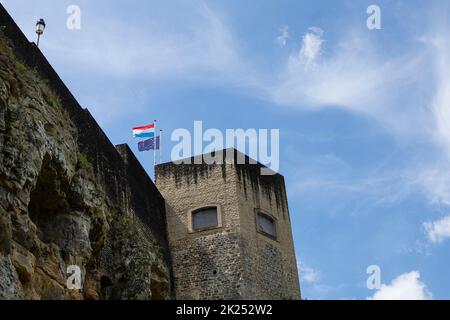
133 124 155 138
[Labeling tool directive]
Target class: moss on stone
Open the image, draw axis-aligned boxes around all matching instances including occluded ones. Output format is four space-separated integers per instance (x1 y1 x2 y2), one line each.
107 212 169 299
76 153 89 171
0 15 171 300
115 213 163 260
0 206 12 255
42 89 61 109
15 61 26 75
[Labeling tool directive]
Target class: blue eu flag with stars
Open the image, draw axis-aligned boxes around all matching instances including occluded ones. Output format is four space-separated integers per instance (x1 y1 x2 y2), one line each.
138 136 160 152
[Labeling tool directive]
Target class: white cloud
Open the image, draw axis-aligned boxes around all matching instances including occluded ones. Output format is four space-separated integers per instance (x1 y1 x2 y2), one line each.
276 25 289 47
286 151 419 214
275 22 450 244
412 29 450 245
33 2 243 83
424 215 450 244
415 165 450 207
370 271 432 300
298 27 323 68
272 27 429 138
298 262 320 283
286 27 324 71
422 33 450 158
7 1 450 247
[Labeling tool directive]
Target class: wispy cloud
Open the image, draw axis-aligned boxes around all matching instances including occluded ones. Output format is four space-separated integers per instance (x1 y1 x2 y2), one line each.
6 0 450 250
271 27 429 138
276 25 289 47
287 150 419 215
370 271 432 300
411 15 450 245
298 261 320 283
415 165 450 207
39 2 243 83
424 215 450 244
426 33 450 157
274 9 450 249
297 27 323 69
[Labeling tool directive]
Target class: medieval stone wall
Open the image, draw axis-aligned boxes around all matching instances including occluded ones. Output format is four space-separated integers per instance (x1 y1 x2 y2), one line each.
156 161 245 299
235 163 301 299
156 150 301 300
0 4 171 299
0 2 300 300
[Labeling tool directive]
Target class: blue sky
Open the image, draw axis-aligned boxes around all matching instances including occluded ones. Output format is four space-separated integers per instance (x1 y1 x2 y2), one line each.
3 0 450 299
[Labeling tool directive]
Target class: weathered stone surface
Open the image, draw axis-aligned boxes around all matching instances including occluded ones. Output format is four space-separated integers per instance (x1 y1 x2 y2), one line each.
102 215 170 300
0 206 12 255
0 18 171 300
0 255 23 299
156 150 301 300
32 268 66 300
10 243 36 283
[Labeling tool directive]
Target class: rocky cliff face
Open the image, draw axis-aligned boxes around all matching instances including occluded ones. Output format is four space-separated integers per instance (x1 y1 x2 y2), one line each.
0 29 170 300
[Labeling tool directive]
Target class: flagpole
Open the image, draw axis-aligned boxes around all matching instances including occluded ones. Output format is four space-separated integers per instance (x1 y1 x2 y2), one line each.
153 120 157 181
160 129 163 164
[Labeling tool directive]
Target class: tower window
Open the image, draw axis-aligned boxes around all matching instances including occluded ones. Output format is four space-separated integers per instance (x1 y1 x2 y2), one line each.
192 207 219 231
256 212 277 239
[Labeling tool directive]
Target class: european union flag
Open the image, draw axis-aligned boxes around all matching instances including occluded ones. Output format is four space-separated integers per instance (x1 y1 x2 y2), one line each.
138 136 160 152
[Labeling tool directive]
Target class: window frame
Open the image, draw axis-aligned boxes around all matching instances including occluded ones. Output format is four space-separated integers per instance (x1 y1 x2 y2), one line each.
255 210 278 240
188 205 223 233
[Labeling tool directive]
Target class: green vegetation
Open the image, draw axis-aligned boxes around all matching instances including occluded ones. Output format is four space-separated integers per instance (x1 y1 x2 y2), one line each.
45 90 61 108
114 212 164 260
76 153 89 171
15 61 27 74
148 238 163 260
0 28 62 111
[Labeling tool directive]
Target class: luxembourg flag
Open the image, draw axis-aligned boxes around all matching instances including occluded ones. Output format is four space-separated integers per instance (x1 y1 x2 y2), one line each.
133 123 155 138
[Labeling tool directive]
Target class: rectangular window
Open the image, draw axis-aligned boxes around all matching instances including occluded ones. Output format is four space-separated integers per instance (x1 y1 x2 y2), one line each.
257 213 276 239
192 207 218 231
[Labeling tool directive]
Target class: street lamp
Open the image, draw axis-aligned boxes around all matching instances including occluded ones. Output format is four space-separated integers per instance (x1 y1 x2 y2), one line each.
36 19 46 47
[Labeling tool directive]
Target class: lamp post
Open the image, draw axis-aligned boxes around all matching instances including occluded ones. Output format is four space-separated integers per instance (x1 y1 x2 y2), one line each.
36 19 46 47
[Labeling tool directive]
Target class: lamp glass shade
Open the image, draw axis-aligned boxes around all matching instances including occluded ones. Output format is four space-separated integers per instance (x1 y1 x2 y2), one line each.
36 20 45 35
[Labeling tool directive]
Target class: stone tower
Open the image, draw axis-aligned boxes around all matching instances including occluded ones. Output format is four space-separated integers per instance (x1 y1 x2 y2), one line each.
155 149 301 300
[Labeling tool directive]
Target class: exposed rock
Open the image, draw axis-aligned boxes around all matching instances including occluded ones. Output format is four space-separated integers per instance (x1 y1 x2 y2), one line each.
103 214 170 300
0 206 12 255
0 255 23 299
0 26 170 300
10 242 36 283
